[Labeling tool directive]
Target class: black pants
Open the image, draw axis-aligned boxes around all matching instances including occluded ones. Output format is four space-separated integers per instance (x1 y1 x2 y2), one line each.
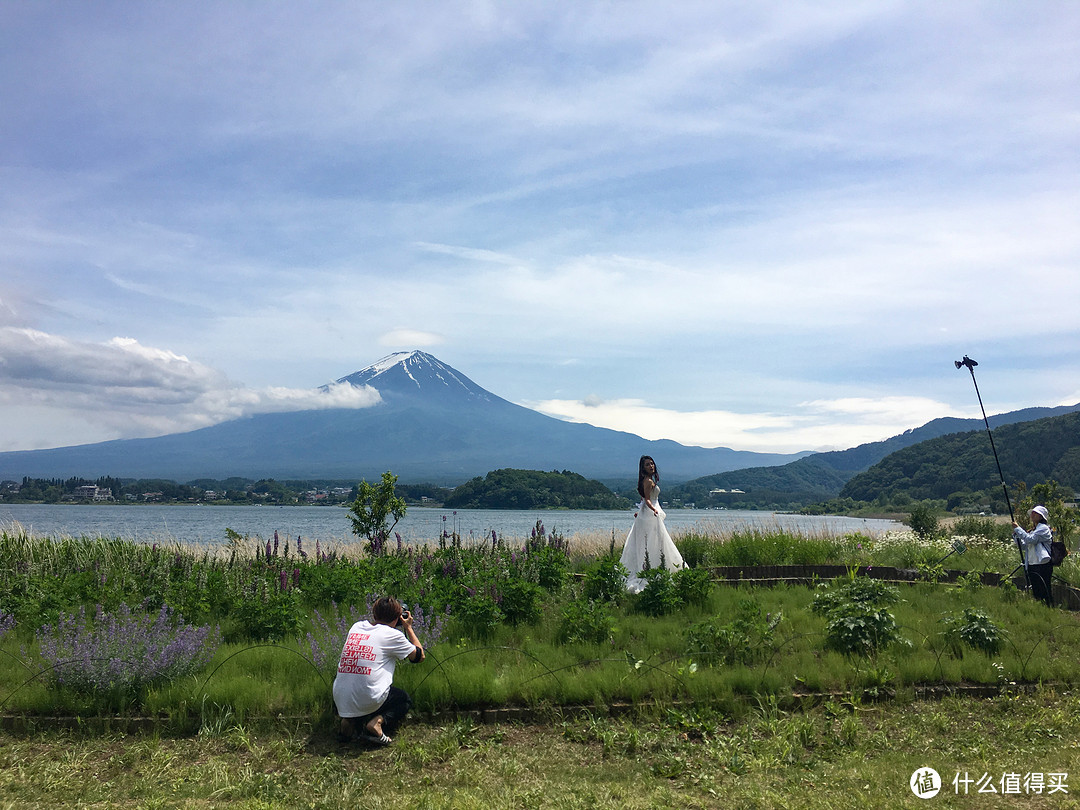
358 686 413 736
1028 562 1054 607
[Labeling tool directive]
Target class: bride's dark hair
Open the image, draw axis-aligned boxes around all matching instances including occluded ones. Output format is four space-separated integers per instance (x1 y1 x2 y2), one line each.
637 455 659 500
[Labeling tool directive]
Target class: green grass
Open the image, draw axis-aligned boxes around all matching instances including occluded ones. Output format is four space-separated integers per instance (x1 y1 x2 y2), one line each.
4 690 1080 808
6 576 1078 728
5 524 1080 729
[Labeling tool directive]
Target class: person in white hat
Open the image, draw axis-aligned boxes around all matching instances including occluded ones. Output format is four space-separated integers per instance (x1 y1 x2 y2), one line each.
1013 505 1054 606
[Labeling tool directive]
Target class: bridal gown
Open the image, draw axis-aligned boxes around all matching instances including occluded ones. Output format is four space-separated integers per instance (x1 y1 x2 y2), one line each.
619 481 685 594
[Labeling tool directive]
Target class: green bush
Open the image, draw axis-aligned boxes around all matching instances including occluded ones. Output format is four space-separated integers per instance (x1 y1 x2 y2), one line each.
813 576 907 657
582 556 628 603
951 515 1011 543
942 608 1003 656
634 567 681 617
824 607 906 657
529 545 570 592
499 579 542 626
555 599 617 646
811 576 898 617
230 581 303 642
675 533 713 568
451 589 504 641
686 598 781 666
907 502 940 542
674 567 712 608
298 559 367 606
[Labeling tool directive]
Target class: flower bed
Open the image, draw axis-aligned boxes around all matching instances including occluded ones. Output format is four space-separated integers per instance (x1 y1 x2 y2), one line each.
2 522 1078 726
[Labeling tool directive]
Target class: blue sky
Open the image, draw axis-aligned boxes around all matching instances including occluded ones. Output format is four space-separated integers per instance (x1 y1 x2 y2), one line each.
1 1 1078 457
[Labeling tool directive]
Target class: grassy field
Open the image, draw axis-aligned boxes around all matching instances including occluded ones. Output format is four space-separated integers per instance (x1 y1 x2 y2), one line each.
5 520 1080 806
4 689 1080 808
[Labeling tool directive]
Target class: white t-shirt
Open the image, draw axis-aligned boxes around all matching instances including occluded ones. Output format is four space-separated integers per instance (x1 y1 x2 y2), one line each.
332 619 417 718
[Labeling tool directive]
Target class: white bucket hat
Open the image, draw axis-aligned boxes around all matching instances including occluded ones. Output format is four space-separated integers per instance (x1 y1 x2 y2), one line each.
1031 505 1050 523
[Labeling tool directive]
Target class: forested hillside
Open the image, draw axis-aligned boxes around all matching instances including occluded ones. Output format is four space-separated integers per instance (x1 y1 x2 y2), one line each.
443 469 632 510
666 403 1080 511
840 411 1080 510
667 457 851 510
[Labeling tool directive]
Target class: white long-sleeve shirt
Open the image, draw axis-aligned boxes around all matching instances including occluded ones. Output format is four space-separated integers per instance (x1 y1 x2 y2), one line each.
1014 522 1052 567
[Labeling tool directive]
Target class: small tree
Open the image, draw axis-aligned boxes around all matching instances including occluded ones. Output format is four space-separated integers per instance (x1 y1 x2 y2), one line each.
906 501 940 542
348 471 407 553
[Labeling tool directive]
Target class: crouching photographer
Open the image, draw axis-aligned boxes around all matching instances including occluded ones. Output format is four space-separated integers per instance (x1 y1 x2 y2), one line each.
333 596 425 745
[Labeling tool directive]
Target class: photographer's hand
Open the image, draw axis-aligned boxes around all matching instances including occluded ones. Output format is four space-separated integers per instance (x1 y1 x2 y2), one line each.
400 611 425 663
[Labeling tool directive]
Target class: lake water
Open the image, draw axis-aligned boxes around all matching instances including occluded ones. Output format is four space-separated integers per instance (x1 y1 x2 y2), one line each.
0 503 903 548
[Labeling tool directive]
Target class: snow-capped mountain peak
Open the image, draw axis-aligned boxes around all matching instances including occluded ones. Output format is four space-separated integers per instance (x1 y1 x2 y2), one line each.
330 351 500 403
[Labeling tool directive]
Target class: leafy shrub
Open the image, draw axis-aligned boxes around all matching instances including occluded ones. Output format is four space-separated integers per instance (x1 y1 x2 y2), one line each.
956 570 983 592
35 604 220 694
498 579 543 626
942 608 1003 656
824 607 906 657
915 561 945 583
582 556 628 603
951 515 1011 543
232 579 303 642
451 589 504 641
299 560 368 606
686 599 782 666
674 567 712 608
906 502 940 542
556 599 617 646
634 566 681 617
811 576 899 617
813 576 906 657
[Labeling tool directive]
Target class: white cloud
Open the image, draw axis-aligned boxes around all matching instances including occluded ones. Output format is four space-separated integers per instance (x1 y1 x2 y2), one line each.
378 329 445 348
1 3 1078 454
530 394 971 454
0 328 380 449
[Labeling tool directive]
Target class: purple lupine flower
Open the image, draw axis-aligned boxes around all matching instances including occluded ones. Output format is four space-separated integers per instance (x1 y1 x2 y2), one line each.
266 538 272 559
35 604 220 694
279 569 288 592
491 530 497 550
273 530 280 557
293 568 301 588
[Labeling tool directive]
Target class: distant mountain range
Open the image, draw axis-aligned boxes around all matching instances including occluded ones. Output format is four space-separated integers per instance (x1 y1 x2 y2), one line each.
840 410 1080 505
0 351 805 484
669 403 1080 508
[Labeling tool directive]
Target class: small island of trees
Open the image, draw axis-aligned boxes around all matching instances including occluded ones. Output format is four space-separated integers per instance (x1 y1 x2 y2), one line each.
443 469 632 510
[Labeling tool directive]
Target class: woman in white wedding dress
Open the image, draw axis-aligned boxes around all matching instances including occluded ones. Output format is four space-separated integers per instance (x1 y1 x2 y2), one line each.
619 455 685 593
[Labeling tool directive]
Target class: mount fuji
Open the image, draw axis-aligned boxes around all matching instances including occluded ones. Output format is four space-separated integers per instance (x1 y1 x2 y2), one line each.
0 351 805 483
